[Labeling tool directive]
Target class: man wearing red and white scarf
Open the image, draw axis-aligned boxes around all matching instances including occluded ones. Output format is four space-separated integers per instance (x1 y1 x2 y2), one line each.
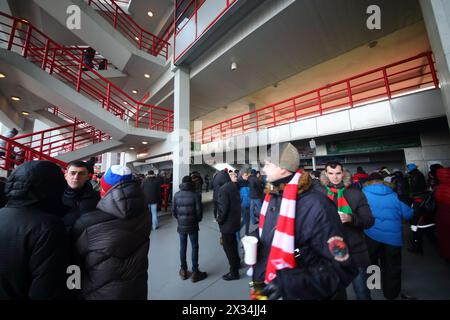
252 143 357 300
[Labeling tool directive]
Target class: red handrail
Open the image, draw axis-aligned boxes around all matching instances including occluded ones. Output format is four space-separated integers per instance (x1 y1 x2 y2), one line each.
12 110 110 158
193 51 440 144
0 11 174 132
0 134 67 173
86 0 170 60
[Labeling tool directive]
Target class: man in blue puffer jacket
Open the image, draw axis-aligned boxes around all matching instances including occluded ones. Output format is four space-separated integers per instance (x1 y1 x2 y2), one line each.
363 172 413 300
238 168 252 237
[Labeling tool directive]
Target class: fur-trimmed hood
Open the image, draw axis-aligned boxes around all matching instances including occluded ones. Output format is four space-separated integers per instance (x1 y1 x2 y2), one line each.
320 169 352 187
264 171 312 195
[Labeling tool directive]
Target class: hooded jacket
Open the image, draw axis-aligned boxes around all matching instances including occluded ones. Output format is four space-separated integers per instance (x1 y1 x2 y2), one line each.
363 180 413 247
212 170 231 202
173 182 203 234
72 180 151 300
0 161 69 299
319 170 374 267
253 172 357 299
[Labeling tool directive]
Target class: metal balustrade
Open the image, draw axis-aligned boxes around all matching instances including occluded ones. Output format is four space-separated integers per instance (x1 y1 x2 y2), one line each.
86 0 170 59
192 51 440 144
0 11 174 132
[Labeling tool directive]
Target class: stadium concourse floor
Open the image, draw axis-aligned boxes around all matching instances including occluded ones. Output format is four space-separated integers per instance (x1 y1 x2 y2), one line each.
147 191 450 300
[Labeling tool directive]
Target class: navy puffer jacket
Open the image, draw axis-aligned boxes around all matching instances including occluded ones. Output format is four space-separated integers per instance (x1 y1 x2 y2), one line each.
173 182 203 234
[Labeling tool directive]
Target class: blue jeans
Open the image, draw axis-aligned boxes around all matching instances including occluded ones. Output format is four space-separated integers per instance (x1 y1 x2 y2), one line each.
250 199 262 223
179 232 199 272
241 205 254 235
149 204 158 230
352 267 372 300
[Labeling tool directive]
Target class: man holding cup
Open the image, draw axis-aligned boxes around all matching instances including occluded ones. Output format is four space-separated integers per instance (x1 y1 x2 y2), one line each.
251 143 357 300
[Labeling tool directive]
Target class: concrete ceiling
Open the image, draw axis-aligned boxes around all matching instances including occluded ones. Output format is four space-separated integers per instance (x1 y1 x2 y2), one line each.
1 0 427 143
187 0 424 120
197 20 432 128
128 0 174 35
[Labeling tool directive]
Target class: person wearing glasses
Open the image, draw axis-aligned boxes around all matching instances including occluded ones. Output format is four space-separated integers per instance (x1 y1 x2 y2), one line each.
62 160 100 233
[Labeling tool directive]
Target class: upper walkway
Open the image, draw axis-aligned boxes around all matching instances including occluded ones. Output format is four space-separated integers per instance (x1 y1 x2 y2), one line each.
0 11 173 143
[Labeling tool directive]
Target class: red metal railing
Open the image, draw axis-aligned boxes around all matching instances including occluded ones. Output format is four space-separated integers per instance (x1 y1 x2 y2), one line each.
174 0 237 62
12 114 110 158
193 51 440 144
31 46 109 70
0 135 67 173
86 0 170 59
0 11 174 132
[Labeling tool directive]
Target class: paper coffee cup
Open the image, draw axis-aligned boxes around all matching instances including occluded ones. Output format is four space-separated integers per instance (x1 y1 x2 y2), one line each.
241 236 258 265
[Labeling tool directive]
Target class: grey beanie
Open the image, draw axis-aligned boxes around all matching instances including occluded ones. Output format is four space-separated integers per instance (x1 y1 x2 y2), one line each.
275 143 300 173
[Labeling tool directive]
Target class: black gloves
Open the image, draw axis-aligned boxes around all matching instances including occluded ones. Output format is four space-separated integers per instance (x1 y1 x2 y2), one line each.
261 278 282 300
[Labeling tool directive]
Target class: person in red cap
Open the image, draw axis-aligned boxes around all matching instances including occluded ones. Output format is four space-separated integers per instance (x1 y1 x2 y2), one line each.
72 165 151 299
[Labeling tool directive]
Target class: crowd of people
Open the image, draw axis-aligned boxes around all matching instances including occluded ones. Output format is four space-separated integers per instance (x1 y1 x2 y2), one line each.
0 144 448 300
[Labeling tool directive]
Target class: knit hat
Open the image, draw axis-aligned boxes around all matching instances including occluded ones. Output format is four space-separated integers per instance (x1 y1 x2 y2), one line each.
406 163 417 172
269 143 300 173
100 165 133 197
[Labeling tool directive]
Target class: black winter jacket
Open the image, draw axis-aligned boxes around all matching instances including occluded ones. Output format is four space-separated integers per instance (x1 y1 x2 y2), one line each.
212 171 231 202
320 170 374 267
409 169 427 195
141 176 161 204
0 161 69 299
391 172 411 205
217 178 241 234
248 174 264 199
72 180 150 300
253 173 357 300
62 182 100 233
173 182 203 234
0 178 6 208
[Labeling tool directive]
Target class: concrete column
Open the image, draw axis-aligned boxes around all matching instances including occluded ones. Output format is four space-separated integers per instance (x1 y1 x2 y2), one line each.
420 0 450 128
172 66 190 195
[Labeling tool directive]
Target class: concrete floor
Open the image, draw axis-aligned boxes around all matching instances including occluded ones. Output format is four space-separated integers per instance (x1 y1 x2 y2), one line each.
148 191 450 300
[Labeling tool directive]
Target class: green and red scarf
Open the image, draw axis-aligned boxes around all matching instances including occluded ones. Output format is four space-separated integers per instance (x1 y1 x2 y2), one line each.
325 186 353 215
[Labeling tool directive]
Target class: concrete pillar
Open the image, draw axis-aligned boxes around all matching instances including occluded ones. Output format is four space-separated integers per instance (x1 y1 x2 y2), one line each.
420 0 450 128
172 66 190 195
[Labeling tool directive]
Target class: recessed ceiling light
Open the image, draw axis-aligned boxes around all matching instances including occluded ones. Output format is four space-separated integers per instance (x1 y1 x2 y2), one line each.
21 19 28 23
144 74 150 78
147 11 154 17
135 36 139 41
0 73 6 79
11 96 20 101
142 141 148 145
21 111 30 116
129 147 135 150
123 101 128 105
132 90 138 94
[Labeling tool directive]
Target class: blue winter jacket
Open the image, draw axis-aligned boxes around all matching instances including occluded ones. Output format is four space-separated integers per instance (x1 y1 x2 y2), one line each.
363 182 413 247
238 179 251 208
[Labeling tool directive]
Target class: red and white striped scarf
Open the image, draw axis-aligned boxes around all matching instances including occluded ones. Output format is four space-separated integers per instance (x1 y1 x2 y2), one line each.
259 170 302 283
